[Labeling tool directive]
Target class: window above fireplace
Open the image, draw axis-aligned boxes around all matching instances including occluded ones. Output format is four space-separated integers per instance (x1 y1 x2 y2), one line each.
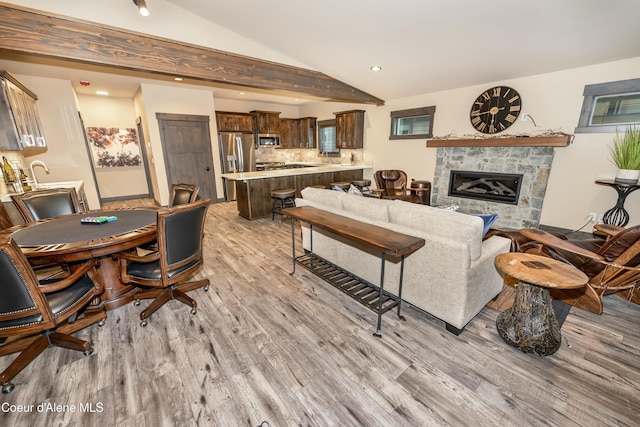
575 77 640 134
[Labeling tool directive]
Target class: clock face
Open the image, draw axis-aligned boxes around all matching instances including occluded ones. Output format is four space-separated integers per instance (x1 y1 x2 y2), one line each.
470 86 522 134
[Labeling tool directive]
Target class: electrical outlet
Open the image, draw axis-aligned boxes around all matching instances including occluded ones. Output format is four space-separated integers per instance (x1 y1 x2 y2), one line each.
588 212 598 223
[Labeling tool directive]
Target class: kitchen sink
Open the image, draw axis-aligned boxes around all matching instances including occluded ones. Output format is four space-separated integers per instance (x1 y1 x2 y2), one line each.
35 180 83 189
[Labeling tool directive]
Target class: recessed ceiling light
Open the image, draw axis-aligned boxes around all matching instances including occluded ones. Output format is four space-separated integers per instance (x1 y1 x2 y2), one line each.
370 65 382 72
173 77 183 81
294 98 300 102
133 0 149 17
239 92 246 95
96 90 109 96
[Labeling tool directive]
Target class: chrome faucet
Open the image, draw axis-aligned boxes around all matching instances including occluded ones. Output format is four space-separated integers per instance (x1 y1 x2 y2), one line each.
29 160 49 188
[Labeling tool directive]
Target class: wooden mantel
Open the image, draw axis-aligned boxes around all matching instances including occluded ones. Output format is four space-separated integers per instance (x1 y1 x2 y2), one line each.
427 134 573 148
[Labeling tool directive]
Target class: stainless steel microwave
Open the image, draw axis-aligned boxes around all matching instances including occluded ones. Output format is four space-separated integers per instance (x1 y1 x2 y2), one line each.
257 134 280 147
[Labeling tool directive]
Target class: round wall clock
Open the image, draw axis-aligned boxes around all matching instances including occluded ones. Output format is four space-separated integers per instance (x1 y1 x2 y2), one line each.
469 86 522 134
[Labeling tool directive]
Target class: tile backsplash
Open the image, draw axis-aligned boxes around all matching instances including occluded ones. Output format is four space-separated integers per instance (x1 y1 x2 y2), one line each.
255 147 363 165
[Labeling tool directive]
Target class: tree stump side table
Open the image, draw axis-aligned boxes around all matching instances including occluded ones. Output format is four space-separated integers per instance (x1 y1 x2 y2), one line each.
494 253 588 356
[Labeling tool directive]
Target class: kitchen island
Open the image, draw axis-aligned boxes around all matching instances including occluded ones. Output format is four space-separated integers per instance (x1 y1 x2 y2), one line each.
221 164 371 220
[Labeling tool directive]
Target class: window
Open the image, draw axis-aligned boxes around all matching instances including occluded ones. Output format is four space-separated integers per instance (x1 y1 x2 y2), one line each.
389 106 435 139
575 78 640 133
318 119 339 155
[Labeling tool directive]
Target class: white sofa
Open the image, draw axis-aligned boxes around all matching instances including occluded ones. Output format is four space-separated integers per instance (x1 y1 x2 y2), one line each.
295 187 511 334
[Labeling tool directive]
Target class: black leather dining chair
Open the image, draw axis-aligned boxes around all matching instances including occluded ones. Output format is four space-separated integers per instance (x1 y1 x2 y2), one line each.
168 183 200 207
11 188 84 279
0 236 106 394
118 198 210 326
11 187 83 223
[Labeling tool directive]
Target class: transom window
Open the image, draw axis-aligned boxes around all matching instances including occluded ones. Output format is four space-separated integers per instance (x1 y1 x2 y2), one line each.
389 106 435 139
576 78 640 133
590 93 640 125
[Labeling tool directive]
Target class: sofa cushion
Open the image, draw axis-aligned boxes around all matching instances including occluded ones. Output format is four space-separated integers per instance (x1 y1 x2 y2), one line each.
342 194 393 222
300 187 345 210
388 200 484 260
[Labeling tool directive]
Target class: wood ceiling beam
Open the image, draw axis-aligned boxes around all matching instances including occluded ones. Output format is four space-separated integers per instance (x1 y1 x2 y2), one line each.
0 3 385 106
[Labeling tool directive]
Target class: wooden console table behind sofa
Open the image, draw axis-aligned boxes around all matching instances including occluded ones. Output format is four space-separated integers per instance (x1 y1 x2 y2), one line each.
282 206 425 337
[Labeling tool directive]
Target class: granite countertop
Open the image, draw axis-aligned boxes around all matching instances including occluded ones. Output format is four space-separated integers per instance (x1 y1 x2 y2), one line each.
221 164 371 181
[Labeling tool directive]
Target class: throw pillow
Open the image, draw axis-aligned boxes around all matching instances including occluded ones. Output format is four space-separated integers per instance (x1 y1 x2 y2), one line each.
469 213 499 237
347 184 363 197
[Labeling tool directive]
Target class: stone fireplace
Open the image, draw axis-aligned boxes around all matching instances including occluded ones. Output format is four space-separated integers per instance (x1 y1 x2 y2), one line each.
432 146 555 229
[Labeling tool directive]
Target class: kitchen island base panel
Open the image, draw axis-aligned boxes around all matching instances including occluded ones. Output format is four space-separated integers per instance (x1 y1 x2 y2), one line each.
235 169 363 220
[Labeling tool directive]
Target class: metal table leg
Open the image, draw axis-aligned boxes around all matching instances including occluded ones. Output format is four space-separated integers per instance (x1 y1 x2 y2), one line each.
374 253 386 338
289 217 296 275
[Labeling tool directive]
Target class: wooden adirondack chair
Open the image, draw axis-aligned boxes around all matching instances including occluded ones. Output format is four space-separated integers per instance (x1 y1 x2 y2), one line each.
519 225 640 314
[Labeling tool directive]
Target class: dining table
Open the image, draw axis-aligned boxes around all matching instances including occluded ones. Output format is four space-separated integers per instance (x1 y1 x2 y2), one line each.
3 208 159 310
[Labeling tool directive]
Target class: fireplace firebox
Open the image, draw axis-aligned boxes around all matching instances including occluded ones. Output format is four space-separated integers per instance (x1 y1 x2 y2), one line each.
448 170 523 205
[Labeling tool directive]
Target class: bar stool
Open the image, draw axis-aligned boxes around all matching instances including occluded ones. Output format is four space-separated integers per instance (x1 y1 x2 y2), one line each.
352 179 371 195
408 179 431 205
271 188 296 221
329 181 350 192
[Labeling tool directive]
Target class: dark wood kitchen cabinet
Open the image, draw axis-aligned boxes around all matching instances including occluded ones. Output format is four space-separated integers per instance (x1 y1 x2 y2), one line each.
0 71 47 151
298 117 317 149
216 112 255 132
251 110 280 134
279 118 298 149
335 109 365 149
280 117 317 149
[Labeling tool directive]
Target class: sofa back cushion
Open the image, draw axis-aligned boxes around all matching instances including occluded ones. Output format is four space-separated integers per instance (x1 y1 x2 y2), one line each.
300 187 345 209
342 194 393 222
388 200 484 260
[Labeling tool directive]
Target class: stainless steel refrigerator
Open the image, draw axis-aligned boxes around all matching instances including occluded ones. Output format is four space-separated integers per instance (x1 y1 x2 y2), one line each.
219 132 256 201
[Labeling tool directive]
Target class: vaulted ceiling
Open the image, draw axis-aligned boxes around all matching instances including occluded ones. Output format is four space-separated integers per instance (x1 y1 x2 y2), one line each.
1 0 639 105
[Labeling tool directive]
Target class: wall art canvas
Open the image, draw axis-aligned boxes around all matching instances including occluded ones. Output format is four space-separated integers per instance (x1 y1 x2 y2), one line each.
86 127 141 167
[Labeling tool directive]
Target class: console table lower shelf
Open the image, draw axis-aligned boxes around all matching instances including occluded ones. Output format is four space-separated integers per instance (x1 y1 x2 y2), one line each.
295 252 401 315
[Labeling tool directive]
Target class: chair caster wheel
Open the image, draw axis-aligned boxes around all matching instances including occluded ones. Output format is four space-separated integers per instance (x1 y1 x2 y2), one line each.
98 318 106 327
134 300 141 307
190 308 197 315
204 285 209 292
84 348 94 357
140 319 148 327
2 382 14 394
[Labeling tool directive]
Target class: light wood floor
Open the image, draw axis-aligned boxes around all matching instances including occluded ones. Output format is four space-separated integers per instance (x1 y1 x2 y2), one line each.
1 201 639 426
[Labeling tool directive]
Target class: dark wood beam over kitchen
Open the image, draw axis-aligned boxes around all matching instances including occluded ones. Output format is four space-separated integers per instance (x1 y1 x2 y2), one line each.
0 3 385 106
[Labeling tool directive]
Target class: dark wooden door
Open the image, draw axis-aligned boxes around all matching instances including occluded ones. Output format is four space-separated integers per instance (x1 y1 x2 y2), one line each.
156 113 216 202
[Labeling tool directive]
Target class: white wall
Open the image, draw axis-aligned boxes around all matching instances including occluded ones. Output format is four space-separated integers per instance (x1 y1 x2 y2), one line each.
16 75 100 209
298 57 640 231
76 95 148 199
212 99 301 119
138 83 221 206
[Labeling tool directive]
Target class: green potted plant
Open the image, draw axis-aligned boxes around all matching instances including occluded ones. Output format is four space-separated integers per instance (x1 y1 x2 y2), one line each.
610 124 640 184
